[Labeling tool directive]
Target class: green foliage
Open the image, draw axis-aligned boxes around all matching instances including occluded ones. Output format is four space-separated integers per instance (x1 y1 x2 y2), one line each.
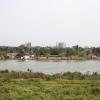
1 45 100 58
58 52 65 57
0 77 100 100
0 70 100 81
0 70 99 99
78 51 87 57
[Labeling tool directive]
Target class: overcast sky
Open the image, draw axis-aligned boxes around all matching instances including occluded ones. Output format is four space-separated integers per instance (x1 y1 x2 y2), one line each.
0 0 100 47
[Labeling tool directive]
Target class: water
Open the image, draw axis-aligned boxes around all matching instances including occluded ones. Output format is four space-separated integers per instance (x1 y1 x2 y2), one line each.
0 60 100 74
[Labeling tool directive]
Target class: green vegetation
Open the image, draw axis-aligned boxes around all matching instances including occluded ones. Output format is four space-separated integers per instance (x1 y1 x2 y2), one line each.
0 70 100 100
1 45 100 59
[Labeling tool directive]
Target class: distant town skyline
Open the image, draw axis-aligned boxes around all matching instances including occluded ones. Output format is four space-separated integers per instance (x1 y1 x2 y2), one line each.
0 41 100 48
0 0 100 47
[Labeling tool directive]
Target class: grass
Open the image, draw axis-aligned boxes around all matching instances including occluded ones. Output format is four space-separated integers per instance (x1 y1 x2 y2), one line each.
0 78 100 100
0 70 100 100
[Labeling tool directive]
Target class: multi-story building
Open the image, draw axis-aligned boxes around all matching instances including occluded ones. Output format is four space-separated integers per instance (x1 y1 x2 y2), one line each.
25 42 31 49
56 42 66 48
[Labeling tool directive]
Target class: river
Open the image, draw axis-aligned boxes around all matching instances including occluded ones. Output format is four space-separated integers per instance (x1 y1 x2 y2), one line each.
0 60 100 74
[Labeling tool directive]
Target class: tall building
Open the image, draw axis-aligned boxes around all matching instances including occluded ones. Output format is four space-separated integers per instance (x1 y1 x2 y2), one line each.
25 42 31 49
56 42 66 48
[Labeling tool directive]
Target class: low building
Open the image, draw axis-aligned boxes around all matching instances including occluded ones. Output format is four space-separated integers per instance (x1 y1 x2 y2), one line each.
23 55 35 60
24 56 30 60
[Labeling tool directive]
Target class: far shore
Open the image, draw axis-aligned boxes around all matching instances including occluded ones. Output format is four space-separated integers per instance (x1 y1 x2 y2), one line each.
15 56 100 61
1 55 100 61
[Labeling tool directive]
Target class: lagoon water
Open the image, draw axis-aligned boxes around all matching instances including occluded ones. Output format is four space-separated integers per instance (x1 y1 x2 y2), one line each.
0 60 100 74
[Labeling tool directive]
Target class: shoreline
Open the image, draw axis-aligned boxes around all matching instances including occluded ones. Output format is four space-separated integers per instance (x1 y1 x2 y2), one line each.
1 57 100 61
17 56 100 61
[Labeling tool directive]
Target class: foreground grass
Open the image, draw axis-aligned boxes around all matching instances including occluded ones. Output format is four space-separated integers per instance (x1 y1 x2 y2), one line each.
0 70 100 100
0 78 100 100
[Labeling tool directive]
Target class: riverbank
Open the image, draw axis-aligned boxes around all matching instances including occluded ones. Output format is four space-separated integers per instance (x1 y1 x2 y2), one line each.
0 79 100 100
36 56 100 60
1 53 100 60
0 71 100 100
17 56 100 61
0 70 100 80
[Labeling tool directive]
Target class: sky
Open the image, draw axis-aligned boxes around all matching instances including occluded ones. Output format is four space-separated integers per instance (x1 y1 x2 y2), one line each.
0 0 100 47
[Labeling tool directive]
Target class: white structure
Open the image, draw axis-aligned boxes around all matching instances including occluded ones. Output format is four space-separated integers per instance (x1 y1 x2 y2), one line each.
25 42 31 49
56 42 66 48
24 56 30 60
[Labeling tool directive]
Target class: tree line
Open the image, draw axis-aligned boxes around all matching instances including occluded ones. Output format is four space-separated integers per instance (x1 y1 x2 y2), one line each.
0 45 100 59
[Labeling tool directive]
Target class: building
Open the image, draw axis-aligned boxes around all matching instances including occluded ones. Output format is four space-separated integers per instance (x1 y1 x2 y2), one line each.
56 42 66 48
25 42 31 49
